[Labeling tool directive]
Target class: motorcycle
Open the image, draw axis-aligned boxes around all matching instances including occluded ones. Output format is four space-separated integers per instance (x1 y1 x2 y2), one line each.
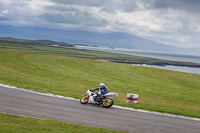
80 88 118 108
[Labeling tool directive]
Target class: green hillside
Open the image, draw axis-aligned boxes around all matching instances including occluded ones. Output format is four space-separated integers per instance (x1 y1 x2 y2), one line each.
0 41 200 118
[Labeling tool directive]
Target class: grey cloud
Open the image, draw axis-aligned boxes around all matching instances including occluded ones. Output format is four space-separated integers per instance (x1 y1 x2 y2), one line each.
44 6 80 12
101 0 139 13
51 0 200 13
48 0 106 7
48 0 140 13
120 1 140 12
0 16 10 21
151 0 200 13
47 0 200 14
40 12 109 27
40 13 80 24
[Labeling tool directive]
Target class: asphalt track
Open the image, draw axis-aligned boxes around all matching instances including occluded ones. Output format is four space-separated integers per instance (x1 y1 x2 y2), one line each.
0 86 200 133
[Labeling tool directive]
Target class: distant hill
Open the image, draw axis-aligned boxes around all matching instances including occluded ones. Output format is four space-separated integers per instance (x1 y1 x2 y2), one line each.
0 37 75 47
0 24 199 55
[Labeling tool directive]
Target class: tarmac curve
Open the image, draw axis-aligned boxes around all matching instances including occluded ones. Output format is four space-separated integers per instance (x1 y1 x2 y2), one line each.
0 84 200 133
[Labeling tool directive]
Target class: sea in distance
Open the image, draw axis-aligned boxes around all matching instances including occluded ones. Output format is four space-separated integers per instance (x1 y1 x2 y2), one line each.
75 46 200 74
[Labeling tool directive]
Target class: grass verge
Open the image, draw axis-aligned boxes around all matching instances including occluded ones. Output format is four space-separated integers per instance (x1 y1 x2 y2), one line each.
0 113 127 133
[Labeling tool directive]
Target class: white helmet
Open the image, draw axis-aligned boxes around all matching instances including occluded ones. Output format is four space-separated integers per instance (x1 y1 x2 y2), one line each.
99 83 105 88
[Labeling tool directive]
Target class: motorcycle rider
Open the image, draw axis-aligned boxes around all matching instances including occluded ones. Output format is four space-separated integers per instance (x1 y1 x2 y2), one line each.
99 83 109 95
89 83 109 103
90 83 109 95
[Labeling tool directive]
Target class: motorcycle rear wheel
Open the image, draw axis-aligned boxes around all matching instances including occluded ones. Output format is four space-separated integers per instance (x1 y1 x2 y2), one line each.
102 98 113 108
80 96 88 104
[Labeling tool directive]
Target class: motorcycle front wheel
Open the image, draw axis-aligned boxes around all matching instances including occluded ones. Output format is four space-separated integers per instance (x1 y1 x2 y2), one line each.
102 98 113 108
80 96 88 104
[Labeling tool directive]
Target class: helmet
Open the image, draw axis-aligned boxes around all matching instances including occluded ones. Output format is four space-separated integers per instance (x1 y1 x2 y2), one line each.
99 83 105 88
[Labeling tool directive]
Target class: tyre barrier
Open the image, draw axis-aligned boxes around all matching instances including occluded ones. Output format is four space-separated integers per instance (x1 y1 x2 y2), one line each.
126 93 139 103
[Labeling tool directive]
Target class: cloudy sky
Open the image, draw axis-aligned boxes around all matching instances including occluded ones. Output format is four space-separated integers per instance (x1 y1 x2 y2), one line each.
0 0 200 48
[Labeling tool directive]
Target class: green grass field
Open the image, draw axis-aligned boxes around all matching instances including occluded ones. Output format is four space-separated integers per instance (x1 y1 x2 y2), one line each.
0 41 200 120
0 113 127 133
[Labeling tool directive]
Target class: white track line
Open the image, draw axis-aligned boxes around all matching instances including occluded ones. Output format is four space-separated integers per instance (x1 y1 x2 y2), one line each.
0 83 200 122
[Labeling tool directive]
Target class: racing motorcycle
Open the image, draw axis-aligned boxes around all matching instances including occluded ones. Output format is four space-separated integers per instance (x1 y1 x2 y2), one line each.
80 88 118 108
